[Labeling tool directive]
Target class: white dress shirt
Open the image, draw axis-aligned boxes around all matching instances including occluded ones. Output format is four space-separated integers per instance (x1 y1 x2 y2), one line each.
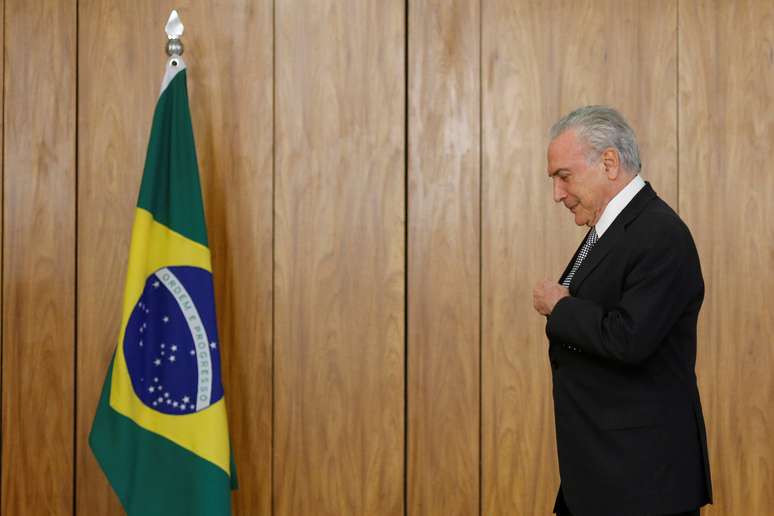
594 174 646 238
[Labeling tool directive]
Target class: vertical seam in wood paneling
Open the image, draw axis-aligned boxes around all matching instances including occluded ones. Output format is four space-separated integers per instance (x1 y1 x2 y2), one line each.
478 0 483 515
676 0 680 214
403 1 409 514
0 0 5 510
73 1 79 514
271 0 276 514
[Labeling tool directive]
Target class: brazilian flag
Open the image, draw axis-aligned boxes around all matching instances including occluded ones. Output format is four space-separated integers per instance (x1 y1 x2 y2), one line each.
90 56 235 515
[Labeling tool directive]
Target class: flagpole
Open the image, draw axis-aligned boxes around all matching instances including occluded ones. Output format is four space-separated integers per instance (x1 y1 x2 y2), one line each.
165 9 184 59
160 10 187 95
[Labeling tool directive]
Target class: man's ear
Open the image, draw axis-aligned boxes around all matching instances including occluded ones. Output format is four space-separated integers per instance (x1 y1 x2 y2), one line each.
601 148 620 180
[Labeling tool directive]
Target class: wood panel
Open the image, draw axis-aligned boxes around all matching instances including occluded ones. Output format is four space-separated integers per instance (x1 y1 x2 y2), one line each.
77 2 273 514
407 0 480 514
77 3 160 513
183 4 274 515
679 1 774 514
2 0 76 514
481 1 677 514
274 1 405 515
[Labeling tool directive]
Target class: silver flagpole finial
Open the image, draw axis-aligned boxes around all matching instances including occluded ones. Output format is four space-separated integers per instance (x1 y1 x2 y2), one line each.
165 10 184 57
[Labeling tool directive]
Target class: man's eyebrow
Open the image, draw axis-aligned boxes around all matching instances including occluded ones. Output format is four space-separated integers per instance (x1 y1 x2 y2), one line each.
549 168 569 177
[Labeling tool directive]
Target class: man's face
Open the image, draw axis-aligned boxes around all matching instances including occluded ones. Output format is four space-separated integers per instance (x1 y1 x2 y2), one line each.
547 129 608 227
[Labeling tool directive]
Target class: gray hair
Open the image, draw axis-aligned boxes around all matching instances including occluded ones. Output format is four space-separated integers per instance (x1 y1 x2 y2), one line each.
549 105 641 174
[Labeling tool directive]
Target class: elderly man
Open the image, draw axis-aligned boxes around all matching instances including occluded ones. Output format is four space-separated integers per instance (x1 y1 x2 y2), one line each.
533 106 712 516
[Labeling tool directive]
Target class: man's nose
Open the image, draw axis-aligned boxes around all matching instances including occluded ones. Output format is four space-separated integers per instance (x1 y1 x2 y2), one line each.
553 178 566 203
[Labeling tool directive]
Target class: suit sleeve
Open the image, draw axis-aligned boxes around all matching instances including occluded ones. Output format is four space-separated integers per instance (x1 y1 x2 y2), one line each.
546 221 700 365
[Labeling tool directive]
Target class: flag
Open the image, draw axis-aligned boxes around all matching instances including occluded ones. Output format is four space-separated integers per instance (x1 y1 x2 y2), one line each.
90 55 235 516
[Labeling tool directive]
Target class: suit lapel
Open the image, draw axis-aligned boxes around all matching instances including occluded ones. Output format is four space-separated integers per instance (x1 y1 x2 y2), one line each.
569 182 657 292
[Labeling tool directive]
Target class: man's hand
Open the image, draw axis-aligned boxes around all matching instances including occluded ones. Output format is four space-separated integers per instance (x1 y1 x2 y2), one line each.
533 279 570 316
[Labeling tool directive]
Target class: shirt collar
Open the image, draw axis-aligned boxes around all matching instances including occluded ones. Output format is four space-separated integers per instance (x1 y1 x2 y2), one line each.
594 174 646 238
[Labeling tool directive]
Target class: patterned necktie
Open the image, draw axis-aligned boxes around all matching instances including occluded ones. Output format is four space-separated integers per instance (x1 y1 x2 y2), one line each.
562 228 598 287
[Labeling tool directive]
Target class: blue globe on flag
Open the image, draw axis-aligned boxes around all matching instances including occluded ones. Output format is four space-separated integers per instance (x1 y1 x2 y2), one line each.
123 265 224 415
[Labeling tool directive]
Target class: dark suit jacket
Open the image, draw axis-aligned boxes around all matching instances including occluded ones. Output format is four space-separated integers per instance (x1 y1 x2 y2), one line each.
546 183 712 516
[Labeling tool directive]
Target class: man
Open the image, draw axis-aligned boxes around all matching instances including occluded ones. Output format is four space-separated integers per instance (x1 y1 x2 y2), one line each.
533 106 712 516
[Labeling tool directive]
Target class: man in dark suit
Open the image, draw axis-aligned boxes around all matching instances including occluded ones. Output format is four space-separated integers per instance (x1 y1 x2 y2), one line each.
532 106 712 516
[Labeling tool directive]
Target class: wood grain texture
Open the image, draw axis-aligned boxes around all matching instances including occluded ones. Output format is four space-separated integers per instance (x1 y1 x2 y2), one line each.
2 0 76 514
76 2 273 514
183 4 274 515
274 1 405 515
77 3 161 513
679 1 774 514
481 2 677 514
407 0 480 514
4 2 773 515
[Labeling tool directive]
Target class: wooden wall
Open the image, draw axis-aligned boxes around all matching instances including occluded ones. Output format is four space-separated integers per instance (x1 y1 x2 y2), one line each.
3 1 76 514
274 1 404 514
679 2 774 514
408 0 480 513
1 1 771 515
